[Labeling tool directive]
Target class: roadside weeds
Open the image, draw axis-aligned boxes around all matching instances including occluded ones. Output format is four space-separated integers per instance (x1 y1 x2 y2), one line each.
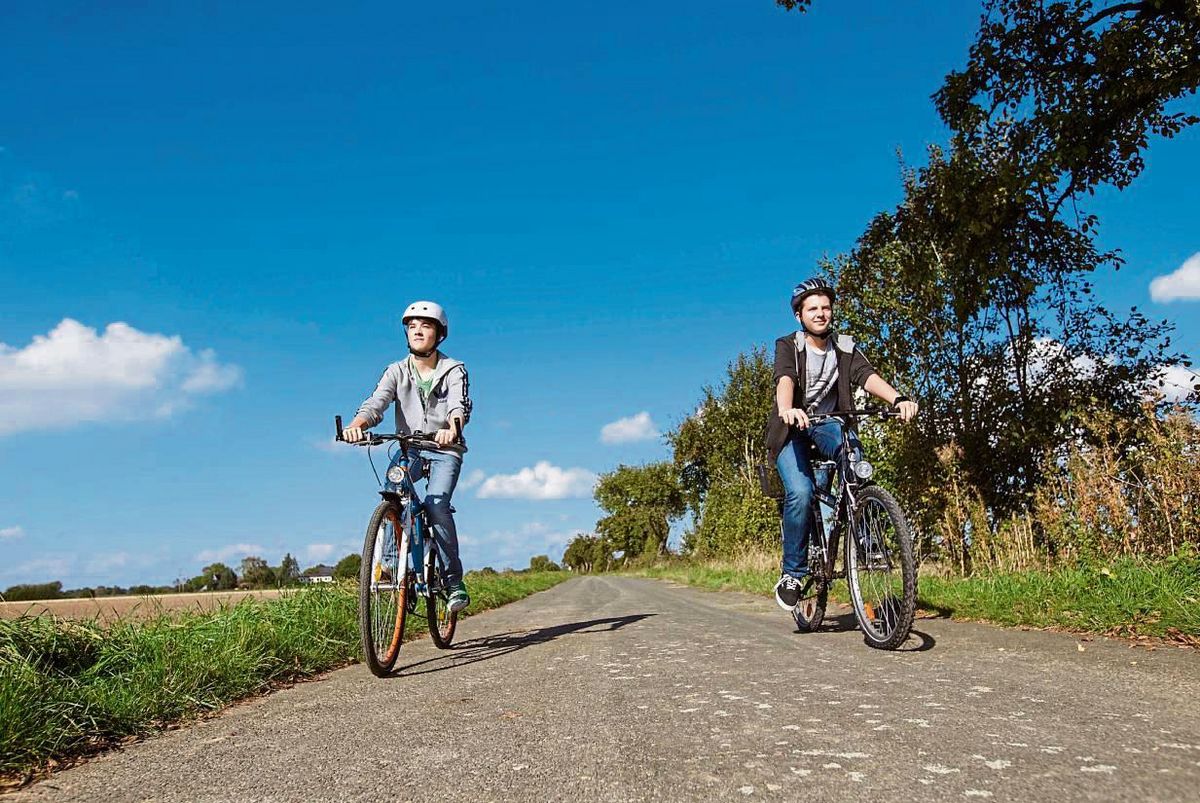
0 571 570 789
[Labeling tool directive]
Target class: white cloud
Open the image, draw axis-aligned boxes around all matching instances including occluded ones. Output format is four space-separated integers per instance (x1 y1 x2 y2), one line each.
1 556 73 583
460 521 585 571
0 526 24 540
1150 253 1200 302
304 543 336 563
1024 337 1098 384
85 552 132 574
1018 340 1196 403
1150 364 1199 403
312 437 351 455
476 462 598 500
180 349 243 393
195 543 265 564
459 468 487 489
0 319 242 436
600 411 660 444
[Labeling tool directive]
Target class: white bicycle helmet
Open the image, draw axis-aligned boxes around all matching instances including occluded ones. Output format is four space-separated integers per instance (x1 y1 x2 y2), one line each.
401 300 449 342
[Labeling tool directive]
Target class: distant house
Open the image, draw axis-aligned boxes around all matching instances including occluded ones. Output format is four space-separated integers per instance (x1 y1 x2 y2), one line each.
299 564 336 584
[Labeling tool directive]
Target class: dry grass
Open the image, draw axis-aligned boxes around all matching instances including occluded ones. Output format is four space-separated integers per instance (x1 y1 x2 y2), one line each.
931 405 1199 572
0 590 284 623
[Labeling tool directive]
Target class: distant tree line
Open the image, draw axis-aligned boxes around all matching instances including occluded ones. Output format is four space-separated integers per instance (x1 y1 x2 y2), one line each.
4 549 569 602
2 551 343 602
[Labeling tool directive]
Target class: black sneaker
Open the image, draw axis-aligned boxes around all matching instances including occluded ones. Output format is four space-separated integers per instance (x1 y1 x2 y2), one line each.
774 574 803 611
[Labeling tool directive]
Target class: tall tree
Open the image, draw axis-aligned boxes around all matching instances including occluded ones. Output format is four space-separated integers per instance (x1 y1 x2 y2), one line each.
277 553 301 586
528 555 562 572
201 562 237 591
825 0 1198 531
594 463 686 559
562 534 603 573
333 553 361 580
670 348 780 555
239 556 275 589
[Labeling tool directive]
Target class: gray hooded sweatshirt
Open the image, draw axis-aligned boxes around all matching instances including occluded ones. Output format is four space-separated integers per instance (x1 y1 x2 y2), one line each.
355 353 472 453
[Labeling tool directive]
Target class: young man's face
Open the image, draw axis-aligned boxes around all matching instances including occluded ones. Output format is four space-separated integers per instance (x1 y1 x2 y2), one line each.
406 318 440 352
797 294 833 336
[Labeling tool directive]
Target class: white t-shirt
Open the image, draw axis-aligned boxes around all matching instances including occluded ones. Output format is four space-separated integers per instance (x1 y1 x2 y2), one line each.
804 341 839 414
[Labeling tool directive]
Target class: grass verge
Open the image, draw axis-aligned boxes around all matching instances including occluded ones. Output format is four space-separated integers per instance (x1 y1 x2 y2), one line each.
0 570 569 784
624 552 1200 641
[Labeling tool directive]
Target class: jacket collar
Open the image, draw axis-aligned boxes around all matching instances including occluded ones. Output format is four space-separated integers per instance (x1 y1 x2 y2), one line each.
400 352 462 388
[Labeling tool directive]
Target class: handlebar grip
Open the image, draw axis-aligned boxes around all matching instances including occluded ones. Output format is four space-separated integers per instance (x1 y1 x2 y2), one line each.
335 415 344 442
452 417 463 444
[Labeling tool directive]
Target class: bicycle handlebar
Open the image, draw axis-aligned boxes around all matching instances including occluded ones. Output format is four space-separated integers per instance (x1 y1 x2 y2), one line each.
334 415 461 449
798 408 904 425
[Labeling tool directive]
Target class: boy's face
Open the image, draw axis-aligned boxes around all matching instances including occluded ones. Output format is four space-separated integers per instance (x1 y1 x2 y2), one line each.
406 318 440 353
797 294 833 336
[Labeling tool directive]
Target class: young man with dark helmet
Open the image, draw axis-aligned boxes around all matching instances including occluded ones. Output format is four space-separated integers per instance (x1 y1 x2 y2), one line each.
341 301 473 612
767 278 918 611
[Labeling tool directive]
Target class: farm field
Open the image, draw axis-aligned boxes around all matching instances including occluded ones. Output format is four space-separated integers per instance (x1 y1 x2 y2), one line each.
0 589 284 622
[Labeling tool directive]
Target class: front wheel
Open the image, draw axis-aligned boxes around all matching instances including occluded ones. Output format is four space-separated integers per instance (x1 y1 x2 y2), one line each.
845 485 917 650
359 502 412 676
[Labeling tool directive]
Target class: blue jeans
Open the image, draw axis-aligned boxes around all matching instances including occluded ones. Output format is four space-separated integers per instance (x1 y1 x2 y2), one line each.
775 420 861 579
400 449 464 587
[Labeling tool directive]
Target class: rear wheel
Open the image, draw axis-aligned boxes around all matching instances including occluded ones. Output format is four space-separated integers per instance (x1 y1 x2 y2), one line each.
791 576 828 633
789 512 828 633
424 548 458 649
845 485 917 650
359 502 411 676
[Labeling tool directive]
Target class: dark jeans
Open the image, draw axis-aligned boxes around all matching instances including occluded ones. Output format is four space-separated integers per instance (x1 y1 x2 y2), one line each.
775 419 861 579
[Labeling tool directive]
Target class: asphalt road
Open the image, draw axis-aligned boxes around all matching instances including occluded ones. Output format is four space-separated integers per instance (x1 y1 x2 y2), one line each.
13 576 1200 802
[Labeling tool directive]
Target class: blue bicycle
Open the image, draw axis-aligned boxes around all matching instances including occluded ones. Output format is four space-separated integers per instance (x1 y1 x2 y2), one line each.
336 416 460 676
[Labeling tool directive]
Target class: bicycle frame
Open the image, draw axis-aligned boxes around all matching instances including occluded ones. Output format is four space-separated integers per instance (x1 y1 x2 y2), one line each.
807 426 860 583
381 446 441 598
335 416 457 601
773 410 897 585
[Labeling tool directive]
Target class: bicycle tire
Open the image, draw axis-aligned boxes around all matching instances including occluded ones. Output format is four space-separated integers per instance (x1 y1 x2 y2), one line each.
359 501 411 676
424 548 458 649
791 576 828 633
844 485 917 650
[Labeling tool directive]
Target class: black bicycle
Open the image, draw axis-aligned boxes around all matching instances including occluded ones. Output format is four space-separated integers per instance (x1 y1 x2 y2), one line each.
335 416 461 676
758 409 917 650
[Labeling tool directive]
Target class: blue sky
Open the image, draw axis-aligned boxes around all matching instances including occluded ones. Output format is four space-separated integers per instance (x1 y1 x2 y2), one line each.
2 1 1197 588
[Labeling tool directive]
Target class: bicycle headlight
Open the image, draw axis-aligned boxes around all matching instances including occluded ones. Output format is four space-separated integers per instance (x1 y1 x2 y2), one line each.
852 460 875 480
386 465 406 484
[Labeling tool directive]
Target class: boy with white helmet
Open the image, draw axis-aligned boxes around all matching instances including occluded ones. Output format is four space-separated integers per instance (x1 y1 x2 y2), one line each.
341 301 473 612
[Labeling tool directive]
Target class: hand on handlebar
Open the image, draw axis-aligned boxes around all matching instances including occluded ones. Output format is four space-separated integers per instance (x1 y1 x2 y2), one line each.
432 427 458 447
780 407 811 429
342 426 367 443
432 416 465 447
894 400 919 422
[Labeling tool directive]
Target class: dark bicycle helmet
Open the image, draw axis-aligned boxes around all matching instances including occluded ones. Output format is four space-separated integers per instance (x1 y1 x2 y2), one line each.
790 277 836 312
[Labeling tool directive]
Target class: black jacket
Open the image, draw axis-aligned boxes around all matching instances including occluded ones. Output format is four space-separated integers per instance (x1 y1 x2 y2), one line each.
765 332 878 462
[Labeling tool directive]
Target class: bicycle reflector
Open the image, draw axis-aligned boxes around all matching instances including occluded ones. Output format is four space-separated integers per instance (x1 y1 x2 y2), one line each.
386 465 407 484
852 460 875 480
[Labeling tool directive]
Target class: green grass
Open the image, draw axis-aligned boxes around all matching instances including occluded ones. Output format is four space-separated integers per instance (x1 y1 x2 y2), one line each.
915 558 1200 636
624 552 1200 640
0 571 569 782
